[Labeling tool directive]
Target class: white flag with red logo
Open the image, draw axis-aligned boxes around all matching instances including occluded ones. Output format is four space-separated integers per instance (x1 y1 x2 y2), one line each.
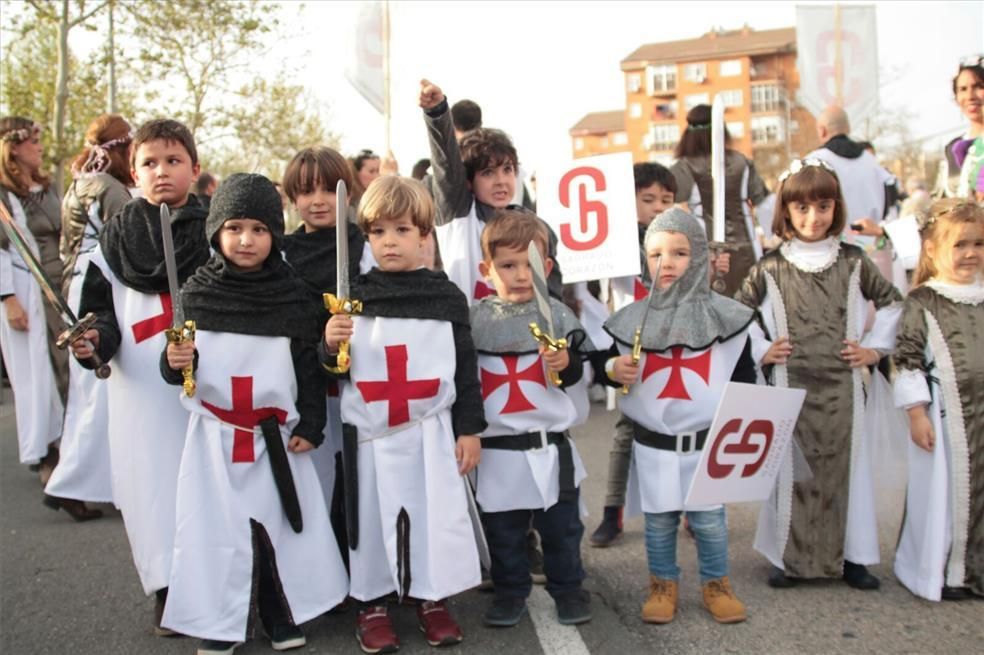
345 1 385 114
536 152 640 284
685 383 806 506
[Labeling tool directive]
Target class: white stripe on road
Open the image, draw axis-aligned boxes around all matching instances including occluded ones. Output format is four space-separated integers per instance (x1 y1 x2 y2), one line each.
527 587 592 655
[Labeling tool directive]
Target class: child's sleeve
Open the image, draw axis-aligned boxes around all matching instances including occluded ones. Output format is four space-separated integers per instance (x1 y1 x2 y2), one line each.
423 99 474 226
733 263 774 367
859 254 903 353
451 321 487 437
76 261 122 367
892 298 931 409
729 337 758 384
291 338 327 446
589 343 622 388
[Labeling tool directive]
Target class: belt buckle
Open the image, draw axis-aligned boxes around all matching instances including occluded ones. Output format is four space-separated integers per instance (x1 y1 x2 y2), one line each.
532 428 548 451
676 431 697 455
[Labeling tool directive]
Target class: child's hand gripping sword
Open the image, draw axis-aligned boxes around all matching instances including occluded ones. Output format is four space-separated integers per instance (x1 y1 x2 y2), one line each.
621 254 661 395
160 204 195 397
0 202 111 378
323 180 362 374
526 240 566 387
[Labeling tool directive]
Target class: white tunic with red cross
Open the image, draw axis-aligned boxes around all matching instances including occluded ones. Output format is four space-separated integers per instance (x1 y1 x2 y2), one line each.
340 316 481 602
618 332 748 516
475 352 587 513
161 330 348 642
84 248 191 595
434 203 497 305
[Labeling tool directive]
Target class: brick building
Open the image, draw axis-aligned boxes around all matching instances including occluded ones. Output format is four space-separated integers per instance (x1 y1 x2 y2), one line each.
569 26 819 181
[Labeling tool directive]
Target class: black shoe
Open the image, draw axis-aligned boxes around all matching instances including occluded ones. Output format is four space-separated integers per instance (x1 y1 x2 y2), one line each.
269 624 306 651
197 639 241 655
42 494 103 522
589 506 624 548
842 561 880 590
941 586 973 601
555 589 592 625
767 567 797 588
483 597 527 627
528 531 546 584
154 588 180 637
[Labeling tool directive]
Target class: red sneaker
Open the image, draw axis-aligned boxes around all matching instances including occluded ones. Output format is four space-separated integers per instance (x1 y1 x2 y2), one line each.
416 600 463 647
356 605 399 654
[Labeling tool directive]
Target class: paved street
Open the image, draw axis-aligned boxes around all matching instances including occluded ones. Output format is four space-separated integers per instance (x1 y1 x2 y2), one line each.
1 391 980 654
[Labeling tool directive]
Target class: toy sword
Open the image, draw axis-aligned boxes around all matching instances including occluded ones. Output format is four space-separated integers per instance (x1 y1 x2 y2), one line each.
160 203 196 397
527 240 566 386
622 254 661 395
0 202 111 378
323 179 362 374
709 94 733 294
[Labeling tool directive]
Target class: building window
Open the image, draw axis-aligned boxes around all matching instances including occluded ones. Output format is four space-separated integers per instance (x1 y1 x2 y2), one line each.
720 59 742 77
751 84 785 113
684 93 710 111
600 137 609 149
646 124 680 152
646 64 676 94
626 73 642 93
719 89 743 108
751 116 784 144
574 137 584 151
727 121 745 138
613 131 629 146
630 102 642 118
683 62 707 83
652 101 677 120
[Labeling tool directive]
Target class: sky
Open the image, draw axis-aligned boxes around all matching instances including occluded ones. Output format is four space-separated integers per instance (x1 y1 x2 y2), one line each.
275 0 982 175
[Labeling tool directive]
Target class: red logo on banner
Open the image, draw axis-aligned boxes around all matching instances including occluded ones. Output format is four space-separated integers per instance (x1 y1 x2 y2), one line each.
707 419 774 479
558 166 609 251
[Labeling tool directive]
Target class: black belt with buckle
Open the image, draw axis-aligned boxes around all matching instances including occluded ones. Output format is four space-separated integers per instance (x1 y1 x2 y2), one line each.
482 430 576 502
633 425 709 454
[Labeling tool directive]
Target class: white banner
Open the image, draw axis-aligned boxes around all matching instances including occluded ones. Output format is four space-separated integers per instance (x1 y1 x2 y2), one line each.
536 152 640 284
685 382 806 506
795 4 879 127
345 1 385 114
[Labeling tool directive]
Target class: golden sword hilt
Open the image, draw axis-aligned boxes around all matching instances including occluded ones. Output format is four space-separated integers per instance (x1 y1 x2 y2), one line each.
165 320 196 398
529 322 567 387
324 293 363 374
620 326 643 395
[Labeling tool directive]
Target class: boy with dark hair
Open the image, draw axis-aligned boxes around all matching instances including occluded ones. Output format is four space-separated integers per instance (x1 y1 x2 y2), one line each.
71 117 210 634
451 98 482 138
161 173 348 655
471 210 593 628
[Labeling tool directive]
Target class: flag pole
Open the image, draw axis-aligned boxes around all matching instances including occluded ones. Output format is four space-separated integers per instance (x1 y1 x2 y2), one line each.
383 0 392 155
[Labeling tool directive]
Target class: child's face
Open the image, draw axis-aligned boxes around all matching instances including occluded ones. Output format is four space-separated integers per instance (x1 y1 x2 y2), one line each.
218 218 272 273
787 198 836 242
478 242 552 304
357 158 380 190
294 183 338 230
366 213 426 272
635 182 675 226
468 160 517 209
928 222 984 285
131 139 199 207
646 230 691 290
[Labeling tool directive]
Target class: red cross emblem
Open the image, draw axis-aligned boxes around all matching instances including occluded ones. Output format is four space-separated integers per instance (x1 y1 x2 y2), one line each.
473 280 496 300
357 345 440 427
633 278 648 301
642 347 712 400
201 376 288 463
131 292 173 343
480 355 547 414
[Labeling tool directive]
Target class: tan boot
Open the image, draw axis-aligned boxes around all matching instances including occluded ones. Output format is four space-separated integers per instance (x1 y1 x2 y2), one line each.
641 576 677 624
702 576 746 624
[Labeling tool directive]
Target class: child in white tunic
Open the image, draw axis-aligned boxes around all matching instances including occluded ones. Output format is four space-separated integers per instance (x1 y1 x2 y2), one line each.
162 174 348 655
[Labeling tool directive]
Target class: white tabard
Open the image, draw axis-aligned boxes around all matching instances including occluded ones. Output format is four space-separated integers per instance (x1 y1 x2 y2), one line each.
434 203 496 305
161 331 347 641
475 352 587 513
340 316 481 601
619 333 748 515
86 248 189 595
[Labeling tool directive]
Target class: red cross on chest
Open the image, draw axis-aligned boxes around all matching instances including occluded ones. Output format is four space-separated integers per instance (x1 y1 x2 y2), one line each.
642 347 712 400
201 376 288 463
481 355 547 414
357 344 440 427
131 292 173 343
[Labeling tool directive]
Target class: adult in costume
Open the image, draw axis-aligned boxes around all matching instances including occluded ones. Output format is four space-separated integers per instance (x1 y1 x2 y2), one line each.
937 57 984 199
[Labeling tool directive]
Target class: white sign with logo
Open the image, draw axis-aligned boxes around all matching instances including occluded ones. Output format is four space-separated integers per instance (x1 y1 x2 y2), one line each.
685 382 806 507
345 1 385 114
536 152 641 284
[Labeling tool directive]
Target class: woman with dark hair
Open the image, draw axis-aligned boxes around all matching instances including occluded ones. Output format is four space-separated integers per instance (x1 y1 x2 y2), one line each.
938 57 984 199
0 116 66 485
349 148 381 206
671 104 772 295
44 114 135 521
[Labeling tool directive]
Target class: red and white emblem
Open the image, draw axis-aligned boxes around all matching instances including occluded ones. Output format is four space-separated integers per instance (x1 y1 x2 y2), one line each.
202 376 288 463
480 354 546 414
131 292 172 343
642 347 712 400
357 345 440 427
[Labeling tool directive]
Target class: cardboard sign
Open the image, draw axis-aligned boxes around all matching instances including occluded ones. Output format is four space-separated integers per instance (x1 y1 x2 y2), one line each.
537 152 641 284
685 382 806 506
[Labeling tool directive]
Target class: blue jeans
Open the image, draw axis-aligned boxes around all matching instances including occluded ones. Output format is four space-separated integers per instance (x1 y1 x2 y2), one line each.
644 508 729 583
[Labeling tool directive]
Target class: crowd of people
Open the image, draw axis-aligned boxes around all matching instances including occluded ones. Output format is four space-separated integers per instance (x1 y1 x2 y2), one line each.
0 57 981 655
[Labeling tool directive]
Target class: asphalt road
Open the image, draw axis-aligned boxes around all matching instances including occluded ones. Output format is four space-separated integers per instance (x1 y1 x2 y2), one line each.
1 390 980 655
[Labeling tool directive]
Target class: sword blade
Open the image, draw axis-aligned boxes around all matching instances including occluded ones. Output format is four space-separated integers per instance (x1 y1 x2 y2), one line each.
527 240 554 337
335 180 349 299
158 204 184 325
711 95 726 243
